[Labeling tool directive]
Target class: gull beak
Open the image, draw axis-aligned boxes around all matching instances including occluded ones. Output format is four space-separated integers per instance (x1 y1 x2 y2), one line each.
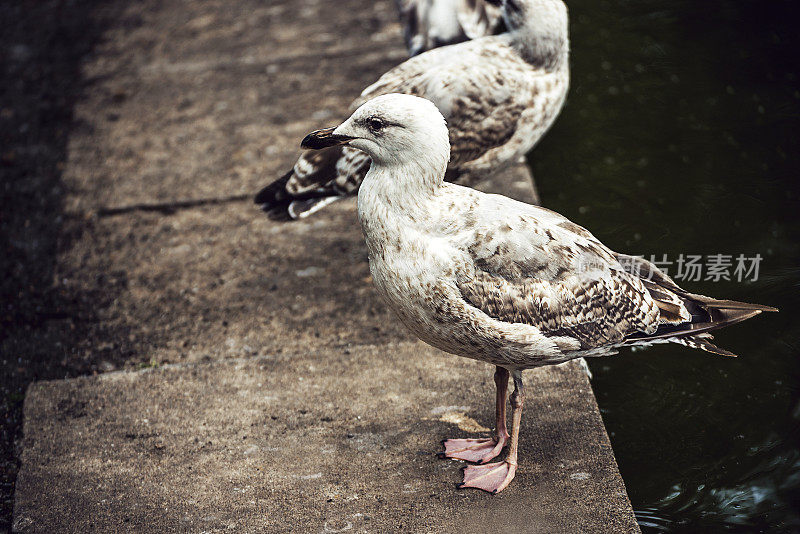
301 127 355 150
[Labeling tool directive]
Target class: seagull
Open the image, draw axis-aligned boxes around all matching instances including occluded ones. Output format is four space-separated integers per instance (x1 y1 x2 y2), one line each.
395 0 503 56
255 0 569 220
299 93 777 494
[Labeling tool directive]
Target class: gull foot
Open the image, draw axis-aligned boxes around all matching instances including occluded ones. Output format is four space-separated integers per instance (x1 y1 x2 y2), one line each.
457 461 517 494
439 437 506 464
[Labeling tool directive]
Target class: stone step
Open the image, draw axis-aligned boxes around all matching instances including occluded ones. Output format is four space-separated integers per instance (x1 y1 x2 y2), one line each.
13 342 639 533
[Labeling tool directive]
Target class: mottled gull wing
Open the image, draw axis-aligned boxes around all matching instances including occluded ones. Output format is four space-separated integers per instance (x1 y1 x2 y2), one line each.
452 196 663 350
283 146 369 198
254 145 369 219
450 192 774 356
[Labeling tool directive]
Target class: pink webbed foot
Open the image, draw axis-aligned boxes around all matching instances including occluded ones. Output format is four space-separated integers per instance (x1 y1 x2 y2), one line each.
439 436 506 464
457 460 517 494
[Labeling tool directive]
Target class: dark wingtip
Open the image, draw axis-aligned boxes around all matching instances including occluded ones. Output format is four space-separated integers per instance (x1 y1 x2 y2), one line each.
254 170 292 205
254 188 280 206
260 204 294 221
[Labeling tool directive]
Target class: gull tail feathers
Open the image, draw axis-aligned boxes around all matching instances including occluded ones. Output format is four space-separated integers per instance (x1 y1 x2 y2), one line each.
628 292 777 356
618 253 776 356
680 293 778 313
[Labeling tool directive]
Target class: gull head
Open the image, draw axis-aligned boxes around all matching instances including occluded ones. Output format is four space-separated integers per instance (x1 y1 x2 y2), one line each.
301 94 450 169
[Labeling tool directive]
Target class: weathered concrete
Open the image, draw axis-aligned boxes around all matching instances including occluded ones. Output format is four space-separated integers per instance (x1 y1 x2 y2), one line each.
9 0 639 531
14 345 637 533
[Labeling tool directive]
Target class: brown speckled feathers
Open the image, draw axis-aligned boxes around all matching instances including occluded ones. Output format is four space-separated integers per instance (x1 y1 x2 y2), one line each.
449 205 775 359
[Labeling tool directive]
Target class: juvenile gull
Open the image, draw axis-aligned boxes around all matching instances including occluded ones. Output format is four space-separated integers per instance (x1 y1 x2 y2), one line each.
255 0 569 220
395 0 503 56
300 94 777 493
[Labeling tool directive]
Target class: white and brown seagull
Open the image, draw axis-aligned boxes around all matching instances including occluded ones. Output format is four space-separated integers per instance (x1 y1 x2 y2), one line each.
255 0 569 219
395 0 504 56
298 93 777 494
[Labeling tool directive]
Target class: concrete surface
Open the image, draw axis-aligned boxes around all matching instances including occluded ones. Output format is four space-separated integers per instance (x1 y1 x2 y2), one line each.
14 346 638 533
6 0 639 531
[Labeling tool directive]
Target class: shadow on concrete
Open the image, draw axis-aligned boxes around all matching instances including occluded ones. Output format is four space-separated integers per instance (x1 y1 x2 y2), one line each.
0 1 132 528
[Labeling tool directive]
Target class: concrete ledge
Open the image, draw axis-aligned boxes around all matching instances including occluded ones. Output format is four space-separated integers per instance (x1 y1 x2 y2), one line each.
14 343 638 533
9 1 639 531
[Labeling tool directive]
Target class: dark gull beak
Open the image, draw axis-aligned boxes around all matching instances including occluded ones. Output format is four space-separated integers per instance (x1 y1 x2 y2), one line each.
301 127 355 150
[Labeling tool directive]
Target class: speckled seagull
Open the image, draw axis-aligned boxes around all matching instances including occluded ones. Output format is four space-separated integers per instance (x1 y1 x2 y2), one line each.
299 93 777 494
395 0 503 56
255 0 569 220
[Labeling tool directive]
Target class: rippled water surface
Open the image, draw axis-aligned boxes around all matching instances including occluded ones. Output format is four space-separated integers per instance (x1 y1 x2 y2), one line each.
531 0 800 531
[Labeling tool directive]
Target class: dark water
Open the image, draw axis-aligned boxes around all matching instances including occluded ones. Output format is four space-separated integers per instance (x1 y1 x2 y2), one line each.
531 0 800 531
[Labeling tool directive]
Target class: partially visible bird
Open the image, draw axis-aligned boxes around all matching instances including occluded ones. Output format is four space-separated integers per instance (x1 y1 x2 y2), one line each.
395 0 504 56
299 93 778 493
255 0 569 220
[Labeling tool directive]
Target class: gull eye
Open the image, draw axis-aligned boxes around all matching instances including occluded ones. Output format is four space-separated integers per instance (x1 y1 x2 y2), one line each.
368 118 385 132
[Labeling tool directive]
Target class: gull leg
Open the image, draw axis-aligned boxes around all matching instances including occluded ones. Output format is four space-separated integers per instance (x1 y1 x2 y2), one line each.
440 367 509 464
458 371 525 494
